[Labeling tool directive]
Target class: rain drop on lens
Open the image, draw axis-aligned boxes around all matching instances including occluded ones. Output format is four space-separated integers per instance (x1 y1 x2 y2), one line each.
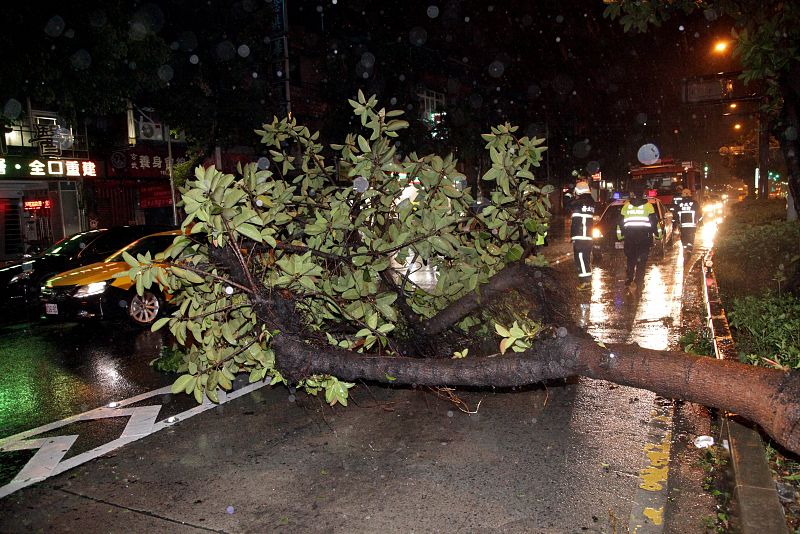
353 177 369 193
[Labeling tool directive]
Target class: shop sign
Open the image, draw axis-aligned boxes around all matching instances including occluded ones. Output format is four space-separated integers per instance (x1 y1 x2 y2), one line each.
108 144 187 178
139 183 174 208
0 157 98 179
591 171 602 182
23 200 52 210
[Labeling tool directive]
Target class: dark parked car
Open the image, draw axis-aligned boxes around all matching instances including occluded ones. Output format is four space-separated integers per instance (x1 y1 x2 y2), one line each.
0 225 174 314
592 197 674 260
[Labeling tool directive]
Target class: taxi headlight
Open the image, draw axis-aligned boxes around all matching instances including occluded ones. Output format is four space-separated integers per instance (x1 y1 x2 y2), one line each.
73 281 107 298
591 228 602 239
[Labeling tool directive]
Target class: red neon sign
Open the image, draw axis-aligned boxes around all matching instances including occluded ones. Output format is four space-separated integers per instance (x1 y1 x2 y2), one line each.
23 200 51 210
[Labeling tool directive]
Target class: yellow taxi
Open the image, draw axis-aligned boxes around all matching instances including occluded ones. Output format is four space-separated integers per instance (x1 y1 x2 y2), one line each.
41 229 180 326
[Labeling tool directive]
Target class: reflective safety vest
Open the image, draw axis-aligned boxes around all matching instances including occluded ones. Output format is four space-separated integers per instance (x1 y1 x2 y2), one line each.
677 199 700 228
616 201 659 239
569 195 596 241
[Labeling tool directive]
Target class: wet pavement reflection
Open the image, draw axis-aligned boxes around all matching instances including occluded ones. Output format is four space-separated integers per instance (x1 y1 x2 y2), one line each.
0 321 172 441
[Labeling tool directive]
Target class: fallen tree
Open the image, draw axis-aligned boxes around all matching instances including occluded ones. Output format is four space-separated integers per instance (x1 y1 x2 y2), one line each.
126 93 800 454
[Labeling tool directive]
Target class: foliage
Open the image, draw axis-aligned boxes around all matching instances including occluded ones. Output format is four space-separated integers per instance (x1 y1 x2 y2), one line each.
714 211 800 297
0 1 278 151
725 199 789 226
0 1 170 120
728 294 800 370
125 92 552 405
764 442 800 532
697 444 731 533
603 1 800 105
679 328 714 357
495 320 544 354
150 344 188 374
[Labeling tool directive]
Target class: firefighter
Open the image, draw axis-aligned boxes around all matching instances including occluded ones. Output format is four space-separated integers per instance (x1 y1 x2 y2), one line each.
677 188 702 251
616 186 661 291
568 181 596 290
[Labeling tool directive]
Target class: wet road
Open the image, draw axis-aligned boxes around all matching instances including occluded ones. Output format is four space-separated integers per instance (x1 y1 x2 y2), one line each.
0 215 722 531
0 320 173 440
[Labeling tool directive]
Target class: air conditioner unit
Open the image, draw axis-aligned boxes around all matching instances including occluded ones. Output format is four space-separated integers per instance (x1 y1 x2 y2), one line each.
138 117 163 141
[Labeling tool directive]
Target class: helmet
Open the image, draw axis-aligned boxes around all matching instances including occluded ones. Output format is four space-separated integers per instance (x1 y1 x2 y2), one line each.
681 188 691 197
630 183 645 198
574 181 590 195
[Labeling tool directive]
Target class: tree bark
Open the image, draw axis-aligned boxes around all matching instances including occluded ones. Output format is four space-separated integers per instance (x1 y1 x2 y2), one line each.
273 331 800 455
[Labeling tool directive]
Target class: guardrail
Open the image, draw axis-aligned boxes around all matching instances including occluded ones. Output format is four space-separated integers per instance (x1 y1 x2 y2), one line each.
703 249 788 533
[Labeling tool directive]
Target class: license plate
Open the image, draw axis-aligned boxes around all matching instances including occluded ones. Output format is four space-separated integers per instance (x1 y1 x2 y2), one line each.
45 303 58 315
615 241 624 249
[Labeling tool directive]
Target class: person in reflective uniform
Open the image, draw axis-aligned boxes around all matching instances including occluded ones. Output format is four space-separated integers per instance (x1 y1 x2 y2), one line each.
568 181 596 290
676 188 702 251
616 186 661 291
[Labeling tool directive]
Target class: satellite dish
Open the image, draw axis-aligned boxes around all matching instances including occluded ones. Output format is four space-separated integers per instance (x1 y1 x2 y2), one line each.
637 143 660 165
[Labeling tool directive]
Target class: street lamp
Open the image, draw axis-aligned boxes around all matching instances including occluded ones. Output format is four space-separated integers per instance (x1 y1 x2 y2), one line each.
713 40 730 54
734 123 742 130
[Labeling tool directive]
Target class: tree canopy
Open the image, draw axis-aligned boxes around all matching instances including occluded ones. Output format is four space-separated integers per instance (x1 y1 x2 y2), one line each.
603 0 800 214
121 93 800 455
127 90 551 404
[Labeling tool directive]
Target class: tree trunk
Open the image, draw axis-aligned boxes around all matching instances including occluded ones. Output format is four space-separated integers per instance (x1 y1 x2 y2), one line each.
273 331 800 455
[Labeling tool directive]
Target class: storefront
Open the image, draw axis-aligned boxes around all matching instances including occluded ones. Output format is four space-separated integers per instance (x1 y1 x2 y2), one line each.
0 155 100 262
99 144 187 227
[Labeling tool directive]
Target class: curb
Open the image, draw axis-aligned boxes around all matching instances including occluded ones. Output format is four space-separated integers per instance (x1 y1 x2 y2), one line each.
703 250 789 533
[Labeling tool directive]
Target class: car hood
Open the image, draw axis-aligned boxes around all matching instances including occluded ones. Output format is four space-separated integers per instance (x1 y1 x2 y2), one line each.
45 261 131 289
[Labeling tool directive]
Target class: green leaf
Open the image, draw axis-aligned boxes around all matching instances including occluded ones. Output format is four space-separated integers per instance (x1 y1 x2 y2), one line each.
495 323 510 337
171 266 205 284
237 223 263 242
171 374 193 394
151 317 171 332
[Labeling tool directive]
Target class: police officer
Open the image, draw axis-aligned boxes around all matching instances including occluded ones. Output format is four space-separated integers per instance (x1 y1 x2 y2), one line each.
568 181 596 290
616 185 661 291
677 188 702 251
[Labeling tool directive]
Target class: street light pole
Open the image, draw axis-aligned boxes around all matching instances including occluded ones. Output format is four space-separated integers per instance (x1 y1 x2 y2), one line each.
166 123 178 226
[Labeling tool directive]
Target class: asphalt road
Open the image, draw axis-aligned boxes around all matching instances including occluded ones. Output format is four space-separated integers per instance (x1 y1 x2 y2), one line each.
0 215 723 532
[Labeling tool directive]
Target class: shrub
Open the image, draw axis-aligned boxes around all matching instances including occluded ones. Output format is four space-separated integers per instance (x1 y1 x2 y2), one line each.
715 218 800 298
728 293 800 369
724 198 787 226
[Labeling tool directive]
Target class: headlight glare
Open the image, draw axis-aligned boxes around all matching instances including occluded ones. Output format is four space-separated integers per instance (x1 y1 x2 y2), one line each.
591 228 602 239
9 271 32 284
73 281 107 298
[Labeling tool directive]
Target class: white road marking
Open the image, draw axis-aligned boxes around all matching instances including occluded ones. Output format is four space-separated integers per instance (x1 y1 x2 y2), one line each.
0 380 269 499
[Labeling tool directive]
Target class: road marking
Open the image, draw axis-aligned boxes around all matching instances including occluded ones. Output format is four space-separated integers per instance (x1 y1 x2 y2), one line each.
0 380 269 499
627 245 684 533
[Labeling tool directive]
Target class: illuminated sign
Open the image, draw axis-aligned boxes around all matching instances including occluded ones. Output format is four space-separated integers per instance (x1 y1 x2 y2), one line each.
23 200 52 210
591 171 602 182
108 145 187 178
0 157 98 179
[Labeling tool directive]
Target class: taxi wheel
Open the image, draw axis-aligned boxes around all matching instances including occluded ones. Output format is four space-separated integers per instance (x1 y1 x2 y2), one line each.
128 290 161 326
